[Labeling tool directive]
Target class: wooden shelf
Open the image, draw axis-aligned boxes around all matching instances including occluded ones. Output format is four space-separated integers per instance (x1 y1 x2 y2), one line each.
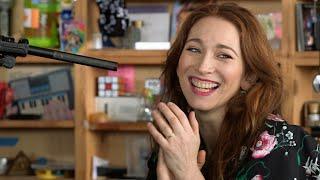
292 51 320 60
0 176 73 180
294 58 320 67
16 55 71 65
81 49 167 65
87 121 148 132
0 120 74 129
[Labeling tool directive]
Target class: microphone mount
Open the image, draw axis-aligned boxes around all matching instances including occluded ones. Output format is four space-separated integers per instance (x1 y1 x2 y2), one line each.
0 36 118 70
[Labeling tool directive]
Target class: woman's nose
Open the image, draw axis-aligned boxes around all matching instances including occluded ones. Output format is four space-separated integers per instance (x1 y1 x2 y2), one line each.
197 54 215 74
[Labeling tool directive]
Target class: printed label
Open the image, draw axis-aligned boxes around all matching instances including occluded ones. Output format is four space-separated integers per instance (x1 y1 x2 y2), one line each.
24 8 40 28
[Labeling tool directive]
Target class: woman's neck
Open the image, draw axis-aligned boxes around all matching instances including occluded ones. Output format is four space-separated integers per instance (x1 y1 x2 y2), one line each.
195 106 226 155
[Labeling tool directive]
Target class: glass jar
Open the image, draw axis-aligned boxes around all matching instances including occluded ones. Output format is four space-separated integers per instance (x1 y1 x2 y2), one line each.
122 20 142 49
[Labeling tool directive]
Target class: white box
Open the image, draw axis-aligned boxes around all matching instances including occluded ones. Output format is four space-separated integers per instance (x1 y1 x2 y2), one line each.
135 42 170 50
95 96 144 121
129 13 170 42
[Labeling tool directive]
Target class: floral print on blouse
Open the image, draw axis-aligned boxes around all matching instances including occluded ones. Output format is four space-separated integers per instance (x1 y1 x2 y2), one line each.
236 114 320 179
146 114 320 179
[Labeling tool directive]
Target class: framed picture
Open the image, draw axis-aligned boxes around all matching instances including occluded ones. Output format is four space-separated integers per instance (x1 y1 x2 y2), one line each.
296 2 320 51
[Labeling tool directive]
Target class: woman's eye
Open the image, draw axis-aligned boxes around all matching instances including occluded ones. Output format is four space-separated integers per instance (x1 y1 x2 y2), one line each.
217 54 232 59
186 47 201 53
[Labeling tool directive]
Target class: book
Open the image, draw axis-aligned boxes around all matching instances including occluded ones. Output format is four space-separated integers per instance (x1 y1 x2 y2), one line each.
59 20 85 53
256 12 282 50
296 2 320 51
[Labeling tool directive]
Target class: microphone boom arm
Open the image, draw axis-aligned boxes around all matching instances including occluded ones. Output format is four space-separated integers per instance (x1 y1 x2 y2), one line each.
0 36 118 70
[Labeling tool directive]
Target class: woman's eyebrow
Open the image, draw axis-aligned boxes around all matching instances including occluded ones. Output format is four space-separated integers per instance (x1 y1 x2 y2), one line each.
216 43 239 57
186 38 202 44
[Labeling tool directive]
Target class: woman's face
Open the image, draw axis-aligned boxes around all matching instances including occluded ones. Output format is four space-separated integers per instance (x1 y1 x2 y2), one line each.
177 16 246 112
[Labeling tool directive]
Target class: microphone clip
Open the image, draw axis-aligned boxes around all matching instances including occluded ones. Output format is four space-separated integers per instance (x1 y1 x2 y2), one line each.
0 36 29 69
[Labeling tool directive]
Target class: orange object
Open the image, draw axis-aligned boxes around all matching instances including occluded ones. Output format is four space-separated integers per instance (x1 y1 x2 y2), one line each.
88 112 109 123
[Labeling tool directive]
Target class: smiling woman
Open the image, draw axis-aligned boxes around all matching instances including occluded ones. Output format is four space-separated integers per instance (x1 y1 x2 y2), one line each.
177 16 245 112
146 2 320 180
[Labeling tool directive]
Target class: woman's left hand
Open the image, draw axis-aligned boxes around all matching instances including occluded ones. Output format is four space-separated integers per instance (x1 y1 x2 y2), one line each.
147 102 204 180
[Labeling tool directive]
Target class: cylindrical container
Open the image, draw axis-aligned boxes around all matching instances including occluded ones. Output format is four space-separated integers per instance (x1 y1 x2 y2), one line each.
0 157 8 175
308 102 320 114
122 20 142 49
24 0 60 48
307 102 320 126
0 0 13 36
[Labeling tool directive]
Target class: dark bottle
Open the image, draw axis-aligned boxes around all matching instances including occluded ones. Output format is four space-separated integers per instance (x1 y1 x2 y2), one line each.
123 20 142 49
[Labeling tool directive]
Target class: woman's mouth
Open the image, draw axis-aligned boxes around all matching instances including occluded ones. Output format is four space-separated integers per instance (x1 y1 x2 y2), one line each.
189 77 220 96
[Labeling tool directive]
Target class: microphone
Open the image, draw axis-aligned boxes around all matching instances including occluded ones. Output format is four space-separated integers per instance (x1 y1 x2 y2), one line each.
0 36 118 70
28 45 117 71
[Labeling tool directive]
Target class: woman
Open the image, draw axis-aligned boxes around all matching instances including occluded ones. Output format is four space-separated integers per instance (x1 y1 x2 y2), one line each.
146 2 320 180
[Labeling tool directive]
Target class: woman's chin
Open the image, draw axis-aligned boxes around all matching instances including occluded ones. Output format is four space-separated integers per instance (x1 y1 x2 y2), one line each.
189 102 216 112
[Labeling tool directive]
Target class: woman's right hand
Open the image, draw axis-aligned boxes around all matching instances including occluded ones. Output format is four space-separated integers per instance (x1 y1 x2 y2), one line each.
157 148 206 180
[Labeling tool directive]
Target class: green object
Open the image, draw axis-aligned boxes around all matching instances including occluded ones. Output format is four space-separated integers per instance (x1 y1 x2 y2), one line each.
24 0 60 48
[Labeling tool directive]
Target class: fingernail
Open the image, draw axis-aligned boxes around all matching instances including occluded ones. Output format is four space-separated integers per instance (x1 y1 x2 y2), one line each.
158 102 165 108
147 122 153 128
151 109 157 115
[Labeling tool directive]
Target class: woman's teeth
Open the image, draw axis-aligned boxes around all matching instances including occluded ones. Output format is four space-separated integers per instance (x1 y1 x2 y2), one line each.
191 78 220 89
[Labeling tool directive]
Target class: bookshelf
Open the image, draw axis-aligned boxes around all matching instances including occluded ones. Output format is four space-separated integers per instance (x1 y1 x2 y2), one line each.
0 2 76 178
286 0 319 59
284 0 320 126
72 0 296 179
1 0 319 179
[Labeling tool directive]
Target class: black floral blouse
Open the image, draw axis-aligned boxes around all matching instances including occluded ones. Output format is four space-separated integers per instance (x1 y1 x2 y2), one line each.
147 114 320 179
237 114 320 179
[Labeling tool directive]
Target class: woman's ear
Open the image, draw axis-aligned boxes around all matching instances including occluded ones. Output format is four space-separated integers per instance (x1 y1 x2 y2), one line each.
240 74 257 91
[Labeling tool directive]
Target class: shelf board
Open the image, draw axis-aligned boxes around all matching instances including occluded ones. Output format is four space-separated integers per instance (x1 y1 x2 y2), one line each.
292 51 320 60
294 58 320 67
0 176 73 180
0 120 74 129
81 48 167 65
88 121 148 132
16 55 71 64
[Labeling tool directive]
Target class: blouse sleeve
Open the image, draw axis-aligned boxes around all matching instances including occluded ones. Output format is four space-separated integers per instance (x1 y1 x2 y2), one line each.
293 125 320 178
146 150 158 180
237 121 320 180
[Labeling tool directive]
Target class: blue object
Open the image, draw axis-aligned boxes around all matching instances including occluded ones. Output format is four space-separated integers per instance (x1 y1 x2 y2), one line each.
61 9 73 21
0 137 18 147
35 157 48 165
